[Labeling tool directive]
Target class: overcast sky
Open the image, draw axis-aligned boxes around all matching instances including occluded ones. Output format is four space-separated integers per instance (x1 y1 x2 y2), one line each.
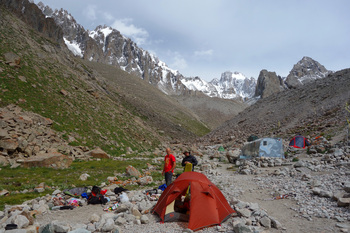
35 0 350 81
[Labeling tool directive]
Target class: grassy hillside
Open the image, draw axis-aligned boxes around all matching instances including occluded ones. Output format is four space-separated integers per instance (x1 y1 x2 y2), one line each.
0 5 209 156
173 95 247 130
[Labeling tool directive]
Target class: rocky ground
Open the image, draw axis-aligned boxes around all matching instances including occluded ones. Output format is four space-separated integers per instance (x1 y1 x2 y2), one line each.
1 143 349 233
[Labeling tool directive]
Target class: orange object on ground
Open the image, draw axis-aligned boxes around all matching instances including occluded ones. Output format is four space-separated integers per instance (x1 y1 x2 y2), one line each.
152 172 235 231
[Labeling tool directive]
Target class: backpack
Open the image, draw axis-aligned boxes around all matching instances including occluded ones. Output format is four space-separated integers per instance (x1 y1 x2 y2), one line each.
88 186 108 205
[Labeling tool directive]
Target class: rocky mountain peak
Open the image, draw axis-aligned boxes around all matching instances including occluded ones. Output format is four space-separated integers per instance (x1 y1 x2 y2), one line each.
254 69 285 99
285 56 330 88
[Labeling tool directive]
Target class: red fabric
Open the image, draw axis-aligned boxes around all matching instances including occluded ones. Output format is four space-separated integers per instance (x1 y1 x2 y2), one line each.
152 172 235 231
164 154 176 173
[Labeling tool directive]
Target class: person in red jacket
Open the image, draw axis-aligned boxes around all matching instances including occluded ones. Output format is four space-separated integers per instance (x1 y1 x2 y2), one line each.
162 148 176 186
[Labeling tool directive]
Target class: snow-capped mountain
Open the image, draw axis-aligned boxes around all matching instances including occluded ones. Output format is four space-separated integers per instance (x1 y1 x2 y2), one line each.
37 3 331 103
285 56 331 88
37 2 186 96
36 2 257 101
181 72 256 100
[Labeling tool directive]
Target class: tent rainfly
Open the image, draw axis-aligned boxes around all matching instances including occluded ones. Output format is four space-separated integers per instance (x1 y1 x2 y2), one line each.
240 137 284 159
152 172 235 231
289 135 310 149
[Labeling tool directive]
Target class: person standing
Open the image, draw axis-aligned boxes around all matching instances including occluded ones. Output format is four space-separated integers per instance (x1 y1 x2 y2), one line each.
162 148 176 186
181 151 198 171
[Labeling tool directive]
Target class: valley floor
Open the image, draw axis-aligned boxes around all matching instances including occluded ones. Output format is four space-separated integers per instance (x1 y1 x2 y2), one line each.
32 156 350 233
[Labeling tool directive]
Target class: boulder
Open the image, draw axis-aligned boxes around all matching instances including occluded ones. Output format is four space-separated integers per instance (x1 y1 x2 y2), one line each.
19 152 73 168
101 218 115 232
140 215 149 224
260 216 271 228
138 176 153 185
79 173 90 181
4 52 21 66
14 215 29 229
89 213 100 223
52 220 70 232
0 138 19 152
126 165 141 177
0 189 9 196
226 150 239 164
337 198 350 207
89 147 109 159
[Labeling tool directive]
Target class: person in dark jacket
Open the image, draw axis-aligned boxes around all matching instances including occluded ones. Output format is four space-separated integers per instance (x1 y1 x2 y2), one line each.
181 151 198 171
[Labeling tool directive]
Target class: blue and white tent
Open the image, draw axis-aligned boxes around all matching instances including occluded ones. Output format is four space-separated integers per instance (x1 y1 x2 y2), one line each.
240 138 284 159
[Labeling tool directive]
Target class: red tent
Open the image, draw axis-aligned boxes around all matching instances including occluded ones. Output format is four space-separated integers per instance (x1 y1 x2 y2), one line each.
289 135 310 149
152 172 235 231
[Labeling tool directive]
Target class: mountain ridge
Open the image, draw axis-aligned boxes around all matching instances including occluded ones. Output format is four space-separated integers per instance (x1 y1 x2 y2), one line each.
36 2 337 104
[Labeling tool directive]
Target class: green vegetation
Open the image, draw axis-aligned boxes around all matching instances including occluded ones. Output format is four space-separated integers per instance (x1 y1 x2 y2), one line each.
0 158 162 209
0 8 161 155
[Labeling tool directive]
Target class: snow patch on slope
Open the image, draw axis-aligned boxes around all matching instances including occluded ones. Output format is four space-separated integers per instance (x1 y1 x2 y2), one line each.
63 38 83 57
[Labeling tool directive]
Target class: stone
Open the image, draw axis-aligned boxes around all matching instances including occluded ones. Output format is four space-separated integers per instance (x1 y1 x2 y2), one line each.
0 129 9 139
115 217 126 225
14 215 29 229
20 152 73 169
4 52 21 66
52 220 70 232
226 150 239 164
236 208 251 218
233 222 254 233
60 89 69 96
270 217 282 229
68 229 90 233
52 189 61 195
102 218 115 232
200 164 211 171
182 229 194 233
89 147 109 159
319 190 333 198
25 225 40 233
126 165 141 177
337 198 350 207
138 176 153 185
18 76 27 82
312 187 321 195
140 215 149 224
131 206 142 217
89 213 100 223
34 183 45 193
260 216 271 228
0 189 9 196
344 182 350 193
79 173 90 181
0 138 18 152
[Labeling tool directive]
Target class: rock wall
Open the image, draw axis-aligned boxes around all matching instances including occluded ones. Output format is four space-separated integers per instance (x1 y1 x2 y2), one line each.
0 0 63 43
254 69 285 99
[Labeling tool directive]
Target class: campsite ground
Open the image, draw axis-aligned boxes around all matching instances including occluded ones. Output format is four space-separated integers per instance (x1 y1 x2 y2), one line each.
224 164 343 233
34 160 349 233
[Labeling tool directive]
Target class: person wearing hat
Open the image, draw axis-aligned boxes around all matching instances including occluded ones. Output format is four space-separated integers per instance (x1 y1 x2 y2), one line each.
181 151 198 171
